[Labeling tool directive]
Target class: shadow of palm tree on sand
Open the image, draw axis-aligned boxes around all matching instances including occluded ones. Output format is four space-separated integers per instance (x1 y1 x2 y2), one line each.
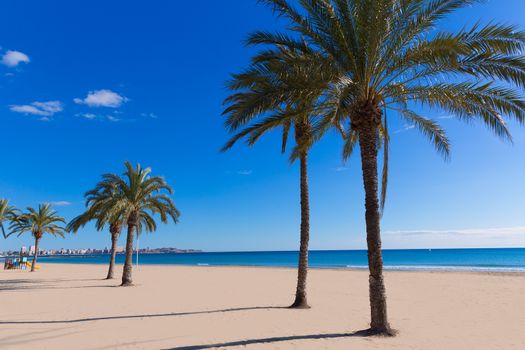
164 330 374 350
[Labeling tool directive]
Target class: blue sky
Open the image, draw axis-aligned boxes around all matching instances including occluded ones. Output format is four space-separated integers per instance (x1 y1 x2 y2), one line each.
1 0 525 251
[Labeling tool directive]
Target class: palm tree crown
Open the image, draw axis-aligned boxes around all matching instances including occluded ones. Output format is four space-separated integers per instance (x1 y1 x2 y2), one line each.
0 199 19 239
96 161 180 229
67 180 125 234
247 0 525 149
10 204 67 240
222 45 326 157
10 203 67 272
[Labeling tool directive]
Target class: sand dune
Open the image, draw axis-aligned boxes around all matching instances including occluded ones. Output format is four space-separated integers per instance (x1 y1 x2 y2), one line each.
1 264 524 349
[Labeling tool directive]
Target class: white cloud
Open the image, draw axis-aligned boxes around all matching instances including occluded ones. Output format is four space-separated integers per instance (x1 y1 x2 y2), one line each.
33 101 62 114
10 105 45 115
74 89 128 108
106 115 120 122
385 227 525 237
10 101 63 117
333 166 348 172
237 170 253 176
393 124 415 134
141 112 158 119
1 50 30 67
49 201 72 206
75 113 124 122
78 113 97 120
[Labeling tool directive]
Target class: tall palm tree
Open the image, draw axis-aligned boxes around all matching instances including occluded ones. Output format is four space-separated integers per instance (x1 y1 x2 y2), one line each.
222 47 338 308
67 182 125 279
225 113 314 309
10 204 67 271
94 161 180 286
0 199 19 239
237 0 525 334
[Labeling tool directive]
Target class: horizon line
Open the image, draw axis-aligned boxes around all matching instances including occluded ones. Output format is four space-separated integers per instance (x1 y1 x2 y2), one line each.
4 247 524 254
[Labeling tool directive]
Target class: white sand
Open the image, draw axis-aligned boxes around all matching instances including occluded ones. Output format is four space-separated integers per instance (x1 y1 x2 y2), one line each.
1 263 524 349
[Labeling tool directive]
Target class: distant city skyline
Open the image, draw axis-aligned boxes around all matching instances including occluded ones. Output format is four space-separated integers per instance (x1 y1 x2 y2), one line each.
0 245 202 256
2 0 525 252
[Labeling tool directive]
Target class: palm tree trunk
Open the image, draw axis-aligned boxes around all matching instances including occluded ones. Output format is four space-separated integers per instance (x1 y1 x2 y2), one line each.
356 100 393 335
107 230 118 279
31 236 40 272
121 218 136 286
290 150 310 309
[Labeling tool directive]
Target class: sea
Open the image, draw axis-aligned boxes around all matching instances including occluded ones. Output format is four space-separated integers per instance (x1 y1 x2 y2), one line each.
33 248 525 273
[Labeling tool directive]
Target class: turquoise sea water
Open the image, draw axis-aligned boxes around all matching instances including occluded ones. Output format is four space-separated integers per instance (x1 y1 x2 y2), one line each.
34 248 525 272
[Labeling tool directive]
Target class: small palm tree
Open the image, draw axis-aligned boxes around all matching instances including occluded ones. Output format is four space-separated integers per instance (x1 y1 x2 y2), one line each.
241 0 525 334
10 204 67 272
0 199 19 239
94 161 180 286
68 182 126 279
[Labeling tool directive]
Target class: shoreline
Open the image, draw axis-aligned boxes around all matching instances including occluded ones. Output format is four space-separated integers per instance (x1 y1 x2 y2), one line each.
6 247 521 274
21 262 525 276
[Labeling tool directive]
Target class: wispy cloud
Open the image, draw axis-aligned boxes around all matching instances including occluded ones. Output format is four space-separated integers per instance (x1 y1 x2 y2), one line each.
49 201 72 207
74 89 128 108
76 113 121 122
1 50 30 67
237 170 253 176
106 115 120 122
10 101 63 118
77 113 97 120
333 166 348 172
438 115 455 120
141 112 158 119
392 124 415 134
385 226 525 238
382 226 525 248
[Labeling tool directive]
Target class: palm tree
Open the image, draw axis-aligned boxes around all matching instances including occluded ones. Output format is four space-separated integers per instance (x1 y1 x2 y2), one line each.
67 182 125 279
10 204 67 272
0 199 18 239
237 0 525 334
93 161 180 286
222 47 339 308
225 113 314 309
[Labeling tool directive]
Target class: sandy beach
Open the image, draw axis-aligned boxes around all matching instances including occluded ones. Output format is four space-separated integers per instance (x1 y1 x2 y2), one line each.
1 264 524 350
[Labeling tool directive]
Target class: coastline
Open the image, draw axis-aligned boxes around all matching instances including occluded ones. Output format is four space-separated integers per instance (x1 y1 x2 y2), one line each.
30 261 525 275
29 247 525 274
